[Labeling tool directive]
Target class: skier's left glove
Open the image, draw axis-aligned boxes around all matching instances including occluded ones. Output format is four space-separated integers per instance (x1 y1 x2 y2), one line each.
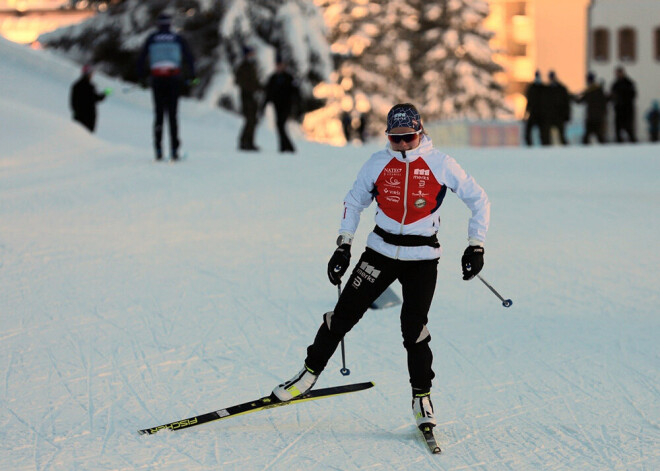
461 245 484 280
327 244 351 286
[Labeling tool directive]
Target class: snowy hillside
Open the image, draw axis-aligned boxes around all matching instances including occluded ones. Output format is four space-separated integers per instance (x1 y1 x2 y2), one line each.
1 37 659 470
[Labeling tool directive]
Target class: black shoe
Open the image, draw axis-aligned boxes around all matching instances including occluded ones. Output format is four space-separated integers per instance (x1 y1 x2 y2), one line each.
155 150 163 161
171 150 179 161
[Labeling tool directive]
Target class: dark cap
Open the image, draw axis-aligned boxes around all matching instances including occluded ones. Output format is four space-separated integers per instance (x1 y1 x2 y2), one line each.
386 103 422 132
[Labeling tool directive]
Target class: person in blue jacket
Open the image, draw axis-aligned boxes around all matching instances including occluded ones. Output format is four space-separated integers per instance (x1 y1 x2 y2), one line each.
137 12 195 161
645 100 660 142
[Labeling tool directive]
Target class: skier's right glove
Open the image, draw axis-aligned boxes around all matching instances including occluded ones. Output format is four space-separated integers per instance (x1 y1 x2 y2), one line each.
327 244 351 285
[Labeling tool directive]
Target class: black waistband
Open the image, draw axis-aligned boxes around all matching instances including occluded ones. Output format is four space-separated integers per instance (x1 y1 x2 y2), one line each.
373 225 440 248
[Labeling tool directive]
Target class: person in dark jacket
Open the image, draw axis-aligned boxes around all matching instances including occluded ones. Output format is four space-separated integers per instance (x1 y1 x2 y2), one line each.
235 47 261 151
137 12 195 161
609 66 637 143
574 72 608 144
524 71 550 146
546 71 570 145
263 58 300 152
646 100 660 142
70 64 107 132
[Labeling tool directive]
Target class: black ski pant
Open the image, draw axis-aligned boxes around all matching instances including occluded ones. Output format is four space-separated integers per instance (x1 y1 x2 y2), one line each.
548 121 568 145
614 110 637 143
275 106 295 152
239 92 258 149
151 76 181 155
582 119 606 144
525 117 550 146
305 248 438 393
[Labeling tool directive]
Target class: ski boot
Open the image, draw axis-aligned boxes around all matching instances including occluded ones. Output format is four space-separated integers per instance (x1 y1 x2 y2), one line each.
272 364 318 402
412 391 436 430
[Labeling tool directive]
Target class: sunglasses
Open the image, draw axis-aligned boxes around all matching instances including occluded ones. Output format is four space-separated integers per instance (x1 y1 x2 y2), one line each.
386 130 421 144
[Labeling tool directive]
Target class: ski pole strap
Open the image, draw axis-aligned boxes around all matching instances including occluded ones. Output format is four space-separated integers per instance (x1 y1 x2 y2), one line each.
373 225 440 248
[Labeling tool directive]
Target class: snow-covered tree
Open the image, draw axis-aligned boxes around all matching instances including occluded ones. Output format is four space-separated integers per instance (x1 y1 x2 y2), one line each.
411 0 507 119
40 0 332 114
315 0 509 139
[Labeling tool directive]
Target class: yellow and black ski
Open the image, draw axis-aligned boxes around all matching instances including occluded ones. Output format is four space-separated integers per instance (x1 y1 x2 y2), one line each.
139 381 375 435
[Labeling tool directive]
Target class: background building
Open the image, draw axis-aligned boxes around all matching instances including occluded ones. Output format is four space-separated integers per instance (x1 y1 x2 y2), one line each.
485 0 591 119
588 0 660 141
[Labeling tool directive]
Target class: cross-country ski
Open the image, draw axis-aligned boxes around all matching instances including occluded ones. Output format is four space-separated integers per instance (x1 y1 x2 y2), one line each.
139 382 375 435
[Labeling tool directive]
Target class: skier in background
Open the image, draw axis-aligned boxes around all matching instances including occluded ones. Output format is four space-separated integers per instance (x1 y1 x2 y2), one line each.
610 66 637 143
341 111 352 142
235 46 261 151
574 72 608 144
262 57 299 153
137 12 196 161
546 71 570 145
271 103 490 433
646 100 660 142
523 70 550 146
70 64 109 132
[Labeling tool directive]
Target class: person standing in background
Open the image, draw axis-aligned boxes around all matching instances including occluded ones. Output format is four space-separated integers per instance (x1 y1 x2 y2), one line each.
574 72 608 145
546 71 570 145
235 47 261 152
610 66 637 143
137 12 196 161
523 71 550 146
646 100 660 143
263 57 300 153
70 64 109 133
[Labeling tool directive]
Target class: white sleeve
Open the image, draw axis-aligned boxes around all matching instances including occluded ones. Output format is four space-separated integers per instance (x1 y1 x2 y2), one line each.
339 158 377 237
441 155 490 244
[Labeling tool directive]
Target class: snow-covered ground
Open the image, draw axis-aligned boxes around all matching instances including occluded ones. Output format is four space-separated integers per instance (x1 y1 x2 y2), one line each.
1 37 659 470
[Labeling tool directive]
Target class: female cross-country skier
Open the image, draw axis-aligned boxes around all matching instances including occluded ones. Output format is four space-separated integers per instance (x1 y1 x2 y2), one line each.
272 103 490 431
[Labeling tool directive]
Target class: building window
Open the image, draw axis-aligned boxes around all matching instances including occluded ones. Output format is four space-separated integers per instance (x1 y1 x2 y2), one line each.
655 27 660 61
618 27 636 62
593 28 609 62
511 43 527 57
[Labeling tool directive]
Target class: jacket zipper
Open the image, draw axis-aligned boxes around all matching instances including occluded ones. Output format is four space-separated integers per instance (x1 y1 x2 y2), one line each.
395 160 410 259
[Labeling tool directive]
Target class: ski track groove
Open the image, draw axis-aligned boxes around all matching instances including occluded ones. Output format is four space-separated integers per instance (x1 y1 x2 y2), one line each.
4 350 15 399
110 351 154 423
262 415 323 471
3 401 61 451
560 396 616 470
100 401 114 457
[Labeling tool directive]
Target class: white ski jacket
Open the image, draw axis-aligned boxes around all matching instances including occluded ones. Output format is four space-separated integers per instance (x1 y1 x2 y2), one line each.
339 135 490 261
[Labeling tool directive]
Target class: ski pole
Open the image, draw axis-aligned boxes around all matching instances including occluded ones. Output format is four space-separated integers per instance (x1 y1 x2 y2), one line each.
337 283 350 376
476 274 513 308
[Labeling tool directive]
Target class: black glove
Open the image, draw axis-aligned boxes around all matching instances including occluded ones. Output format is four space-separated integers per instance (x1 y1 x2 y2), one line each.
461 246 484 280
327 244 351 285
